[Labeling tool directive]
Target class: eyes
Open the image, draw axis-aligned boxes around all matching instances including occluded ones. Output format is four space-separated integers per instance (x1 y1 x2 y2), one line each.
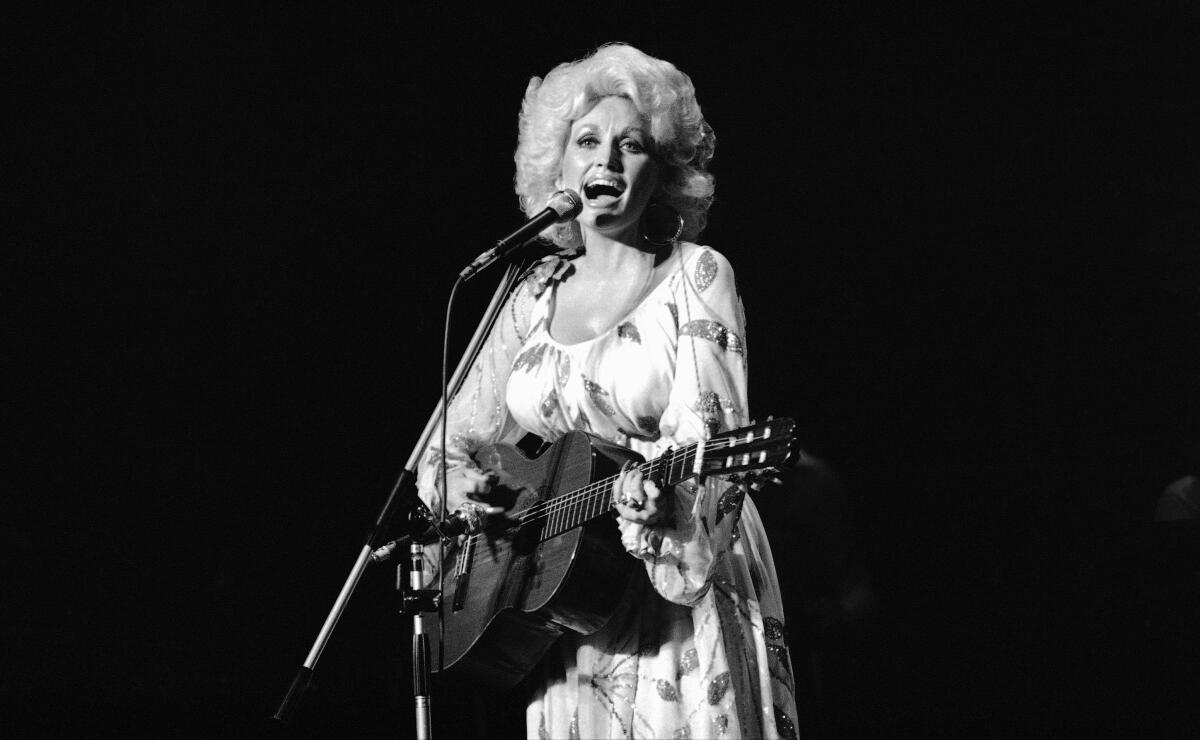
574 133 647 155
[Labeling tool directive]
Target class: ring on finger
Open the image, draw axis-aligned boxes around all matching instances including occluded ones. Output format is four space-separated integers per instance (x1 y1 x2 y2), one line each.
620 494 644 510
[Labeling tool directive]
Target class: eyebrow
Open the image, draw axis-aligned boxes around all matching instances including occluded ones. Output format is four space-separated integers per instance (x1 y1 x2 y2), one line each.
572 123 649 138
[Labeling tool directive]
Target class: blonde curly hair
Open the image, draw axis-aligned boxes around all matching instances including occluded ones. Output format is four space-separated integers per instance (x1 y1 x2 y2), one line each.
514 43 716 248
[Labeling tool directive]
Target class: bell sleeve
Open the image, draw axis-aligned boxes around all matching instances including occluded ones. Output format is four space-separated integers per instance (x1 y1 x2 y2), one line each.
617 246 751 606
414 268 545 513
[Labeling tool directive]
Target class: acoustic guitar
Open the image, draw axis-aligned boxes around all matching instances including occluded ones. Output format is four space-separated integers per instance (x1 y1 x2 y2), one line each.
431 417 798 688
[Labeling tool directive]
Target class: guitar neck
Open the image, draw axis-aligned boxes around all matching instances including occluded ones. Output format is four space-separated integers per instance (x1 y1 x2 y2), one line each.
520 442 701 541
510 418 794 542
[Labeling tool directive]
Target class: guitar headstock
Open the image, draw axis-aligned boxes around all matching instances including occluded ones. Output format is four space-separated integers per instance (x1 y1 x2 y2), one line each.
702 416 800 476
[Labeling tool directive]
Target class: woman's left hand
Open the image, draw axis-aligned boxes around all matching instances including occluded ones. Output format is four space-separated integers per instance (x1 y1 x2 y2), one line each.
612 461 672 526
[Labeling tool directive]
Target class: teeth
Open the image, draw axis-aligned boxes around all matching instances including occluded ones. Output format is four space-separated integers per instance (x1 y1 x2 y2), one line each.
585 177 622 191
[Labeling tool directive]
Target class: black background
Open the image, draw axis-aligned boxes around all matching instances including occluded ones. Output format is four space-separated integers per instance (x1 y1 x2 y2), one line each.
11 4 1200 737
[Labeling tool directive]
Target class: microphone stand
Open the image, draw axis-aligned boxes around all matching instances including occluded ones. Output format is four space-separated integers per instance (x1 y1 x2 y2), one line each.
274 260 528 738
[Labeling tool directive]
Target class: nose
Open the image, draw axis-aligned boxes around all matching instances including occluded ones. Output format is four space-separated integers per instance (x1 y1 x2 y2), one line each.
596 139 623 172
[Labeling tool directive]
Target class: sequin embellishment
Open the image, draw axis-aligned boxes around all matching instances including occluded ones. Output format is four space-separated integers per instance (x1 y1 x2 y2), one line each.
512 343 549 374
764 616 786 641
775 706 798 740
616 321 641 343
716 483 745 525
707 671 731 705
526 253 576 297
678 648 699 676
679 319 745 354
540 389 558 419
696 391 734 432
712 713 729 735
582 376 617 416
665 302 679 330
655 678 679 702
694 249 718 292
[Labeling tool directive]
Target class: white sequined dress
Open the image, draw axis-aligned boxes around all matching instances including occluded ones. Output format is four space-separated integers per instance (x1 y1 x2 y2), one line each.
418 242 798 739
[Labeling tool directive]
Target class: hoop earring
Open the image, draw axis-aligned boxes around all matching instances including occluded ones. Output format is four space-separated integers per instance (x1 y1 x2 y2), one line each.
641 202 684 248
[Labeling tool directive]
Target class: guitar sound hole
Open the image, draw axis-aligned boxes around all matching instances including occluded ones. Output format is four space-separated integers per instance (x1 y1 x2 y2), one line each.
511 519 543 555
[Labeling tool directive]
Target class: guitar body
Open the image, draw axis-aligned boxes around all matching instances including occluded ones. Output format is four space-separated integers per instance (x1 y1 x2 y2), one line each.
432 430 641 688
426 416 799 688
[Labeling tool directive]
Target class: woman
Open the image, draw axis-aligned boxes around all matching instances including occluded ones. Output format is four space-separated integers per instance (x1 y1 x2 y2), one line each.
419 43 798 739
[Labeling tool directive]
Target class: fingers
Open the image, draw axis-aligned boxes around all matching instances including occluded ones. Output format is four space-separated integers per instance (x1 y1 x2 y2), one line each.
639 478 669 525
611 461 644 506
613 498 652 522
612 461 668 525
459 468 494 490
445 468 498 512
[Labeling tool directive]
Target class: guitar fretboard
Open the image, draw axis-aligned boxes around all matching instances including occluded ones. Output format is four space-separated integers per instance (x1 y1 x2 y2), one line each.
461 419 790 547
516 440 700 541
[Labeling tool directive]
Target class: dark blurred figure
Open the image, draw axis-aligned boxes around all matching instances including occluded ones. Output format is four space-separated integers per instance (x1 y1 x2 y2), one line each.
1155 436 1200 520
1145 435 1200 736
1155 473 1200 521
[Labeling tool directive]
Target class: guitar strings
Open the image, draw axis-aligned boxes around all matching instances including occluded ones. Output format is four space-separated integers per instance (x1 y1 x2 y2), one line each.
460 434 774 547
513 439 704 522
459 452 686 549
507 435 761 523
521 432 780 521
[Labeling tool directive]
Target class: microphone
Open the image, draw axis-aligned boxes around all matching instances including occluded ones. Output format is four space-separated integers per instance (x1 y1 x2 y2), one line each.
369 504 493 563
459 189 582 280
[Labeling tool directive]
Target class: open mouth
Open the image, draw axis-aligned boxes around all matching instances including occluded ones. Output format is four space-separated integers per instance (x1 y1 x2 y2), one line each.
583 179 624 200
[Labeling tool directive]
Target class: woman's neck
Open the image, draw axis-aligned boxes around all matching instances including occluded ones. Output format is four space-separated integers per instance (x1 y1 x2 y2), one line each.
578 229 657 274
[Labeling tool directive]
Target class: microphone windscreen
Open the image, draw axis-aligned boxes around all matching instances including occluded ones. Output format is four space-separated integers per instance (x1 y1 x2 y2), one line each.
548 189 582 222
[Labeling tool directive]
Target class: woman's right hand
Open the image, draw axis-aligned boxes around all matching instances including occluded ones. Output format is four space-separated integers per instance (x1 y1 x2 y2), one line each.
442 466 503 515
